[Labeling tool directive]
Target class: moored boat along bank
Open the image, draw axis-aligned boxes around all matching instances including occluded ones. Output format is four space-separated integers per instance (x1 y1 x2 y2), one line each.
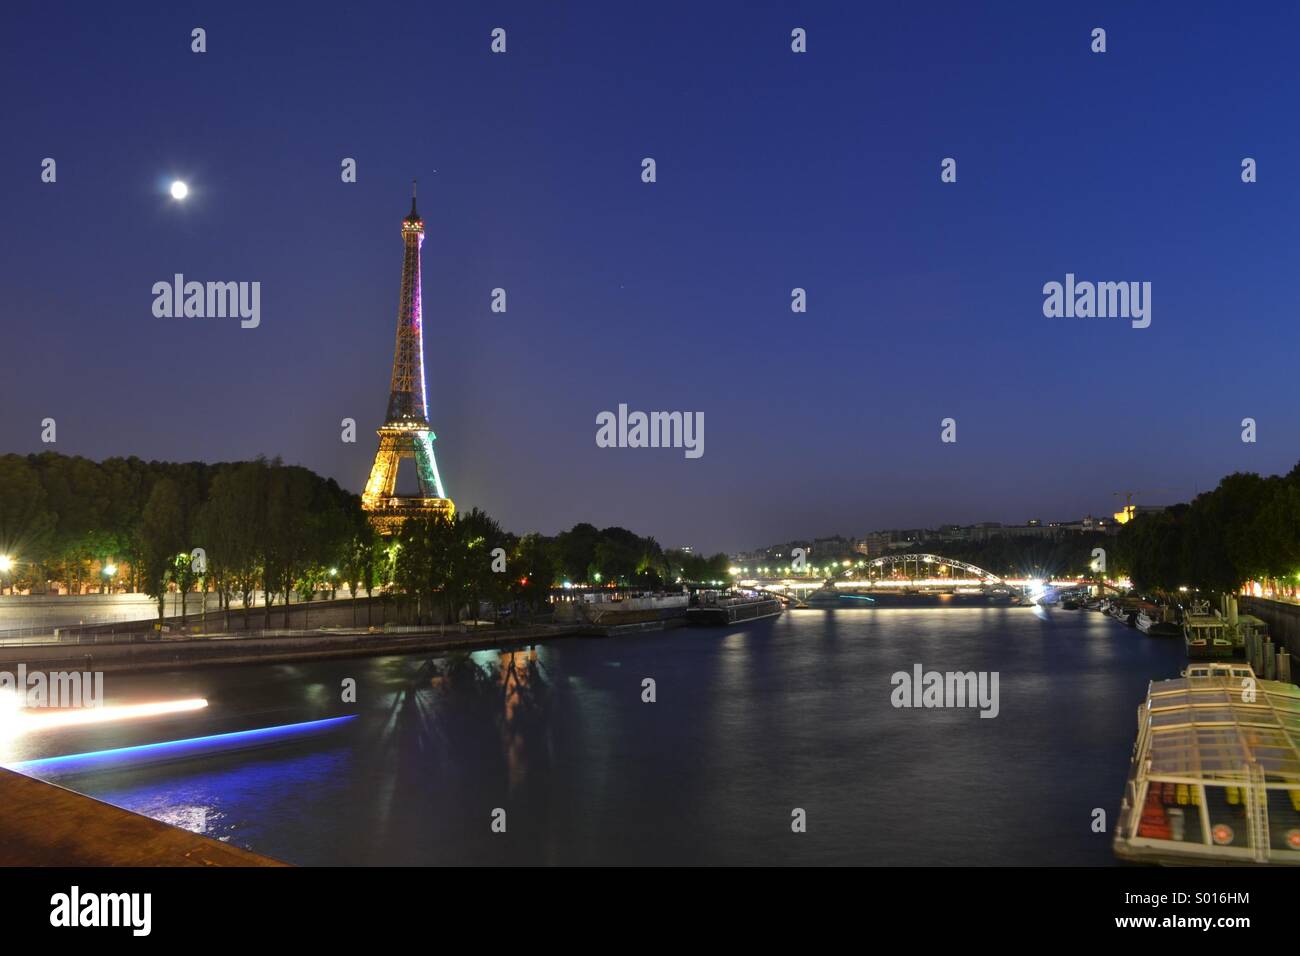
1113 662 1300 865
552 588 784 635
0 589 790 672
685 592 783 626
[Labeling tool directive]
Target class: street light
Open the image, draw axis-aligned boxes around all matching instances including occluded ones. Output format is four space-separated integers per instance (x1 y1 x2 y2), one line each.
102 562 118 595
0 554 14 596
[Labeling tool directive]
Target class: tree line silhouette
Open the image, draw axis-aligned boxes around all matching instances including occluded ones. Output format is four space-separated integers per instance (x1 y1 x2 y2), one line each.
0 453 730 627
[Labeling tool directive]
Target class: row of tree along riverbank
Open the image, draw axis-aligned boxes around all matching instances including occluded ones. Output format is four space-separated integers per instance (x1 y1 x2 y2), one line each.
0 453 732 627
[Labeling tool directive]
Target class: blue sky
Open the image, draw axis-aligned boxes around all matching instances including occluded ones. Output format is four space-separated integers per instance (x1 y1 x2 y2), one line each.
3 1 1297 551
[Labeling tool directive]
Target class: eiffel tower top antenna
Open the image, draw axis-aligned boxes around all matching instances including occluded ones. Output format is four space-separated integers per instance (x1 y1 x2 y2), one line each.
407 178 420 221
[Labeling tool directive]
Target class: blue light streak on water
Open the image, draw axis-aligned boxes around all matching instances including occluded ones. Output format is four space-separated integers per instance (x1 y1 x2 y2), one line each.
3 715 356 777
839 594 876 602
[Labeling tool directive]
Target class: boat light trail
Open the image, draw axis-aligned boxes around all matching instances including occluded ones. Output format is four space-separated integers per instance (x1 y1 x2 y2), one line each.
0 698 208 736
3 714 356 777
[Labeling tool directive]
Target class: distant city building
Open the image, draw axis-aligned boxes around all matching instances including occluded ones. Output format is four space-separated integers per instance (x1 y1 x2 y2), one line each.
854 532 890 557
1114 504 1166 525
741 511 1119 567
811 536 854 559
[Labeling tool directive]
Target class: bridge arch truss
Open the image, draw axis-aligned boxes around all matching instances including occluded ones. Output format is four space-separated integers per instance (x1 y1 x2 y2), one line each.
840 553 1003 584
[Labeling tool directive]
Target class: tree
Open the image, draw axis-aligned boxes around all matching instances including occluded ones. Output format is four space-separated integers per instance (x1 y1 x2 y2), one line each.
458 507 508 627
393 515 459 624
140 478 186 620
512 533 558 620
341 517 379 627
0 455 56 592
198 461 266 630
361 532 392 627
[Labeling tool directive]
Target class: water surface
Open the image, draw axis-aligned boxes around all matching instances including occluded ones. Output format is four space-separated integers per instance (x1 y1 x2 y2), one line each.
10 607 1186 865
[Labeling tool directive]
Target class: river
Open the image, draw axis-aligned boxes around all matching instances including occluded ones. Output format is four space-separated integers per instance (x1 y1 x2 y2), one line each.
5 605 1188 865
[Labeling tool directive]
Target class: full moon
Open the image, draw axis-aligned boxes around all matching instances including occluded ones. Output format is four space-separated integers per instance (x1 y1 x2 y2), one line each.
170 180 189 200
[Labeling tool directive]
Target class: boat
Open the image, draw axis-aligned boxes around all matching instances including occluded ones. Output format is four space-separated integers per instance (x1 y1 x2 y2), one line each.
685 590 784 626
1136 605 1181 638
1183 602 1240 659
555 593 689 636
1107 600 1140 626
804 585 846 607
1113 662 1300 865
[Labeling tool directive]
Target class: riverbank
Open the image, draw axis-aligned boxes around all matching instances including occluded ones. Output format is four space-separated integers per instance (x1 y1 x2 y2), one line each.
0 768 285 866
0 623 580 674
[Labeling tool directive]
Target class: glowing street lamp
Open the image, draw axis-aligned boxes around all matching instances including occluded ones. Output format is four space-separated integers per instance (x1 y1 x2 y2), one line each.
0 554 14 595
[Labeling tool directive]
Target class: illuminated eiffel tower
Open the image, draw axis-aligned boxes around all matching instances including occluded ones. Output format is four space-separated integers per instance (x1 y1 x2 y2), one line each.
361 182 455 534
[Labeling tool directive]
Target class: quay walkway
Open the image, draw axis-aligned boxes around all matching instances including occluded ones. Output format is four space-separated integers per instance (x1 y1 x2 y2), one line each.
0 768 285 866
0 622 579 674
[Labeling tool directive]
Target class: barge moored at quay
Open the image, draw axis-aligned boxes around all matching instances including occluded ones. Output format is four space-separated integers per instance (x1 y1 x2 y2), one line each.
1113 662 1300 865
685 590 784 626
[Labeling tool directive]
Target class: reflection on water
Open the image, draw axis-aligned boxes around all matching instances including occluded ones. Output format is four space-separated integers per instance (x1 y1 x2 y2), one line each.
20 609 1188 865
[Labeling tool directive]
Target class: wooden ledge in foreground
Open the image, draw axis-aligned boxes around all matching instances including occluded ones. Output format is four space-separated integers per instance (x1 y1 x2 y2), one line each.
0 767 287 867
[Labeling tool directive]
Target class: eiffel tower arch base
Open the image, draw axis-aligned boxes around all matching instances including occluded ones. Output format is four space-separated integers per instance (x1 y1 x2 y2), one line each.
361 426 455 535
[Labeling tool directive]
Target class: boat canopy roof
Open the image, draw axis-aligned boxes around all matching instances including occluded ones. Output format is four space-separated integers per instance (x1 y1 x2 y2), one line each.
1142 675 1300 784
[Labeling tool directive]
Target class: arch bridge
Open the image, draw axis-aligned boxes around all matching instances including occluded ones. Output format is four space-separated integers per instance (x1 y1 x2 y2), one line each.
838 553 1004 587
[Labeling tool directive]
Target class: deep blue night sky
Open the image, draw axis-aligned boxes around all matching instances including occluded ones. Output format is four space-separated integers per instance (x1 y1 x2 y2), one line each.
3 2 1298 552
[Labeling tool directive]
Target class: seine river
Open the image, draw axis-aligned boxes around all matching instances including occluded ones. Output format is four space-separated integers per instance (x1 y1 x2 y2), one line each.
9 606 1188 865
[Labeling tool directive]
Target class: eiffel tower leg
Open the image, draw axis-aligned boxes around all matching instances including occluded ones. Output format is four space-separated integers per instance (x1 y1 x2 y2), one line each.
412 430 447 500
362 432 403 509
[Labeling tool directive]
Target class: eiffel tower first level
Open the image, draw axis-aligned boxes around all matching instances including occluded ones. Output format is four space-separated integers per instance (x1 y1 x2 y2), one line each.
361 182 455 534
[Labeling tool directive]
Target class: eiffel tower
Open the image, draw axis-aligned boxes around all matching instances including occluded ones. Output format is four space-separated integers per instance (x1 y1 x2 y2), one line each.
361 182 455 534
